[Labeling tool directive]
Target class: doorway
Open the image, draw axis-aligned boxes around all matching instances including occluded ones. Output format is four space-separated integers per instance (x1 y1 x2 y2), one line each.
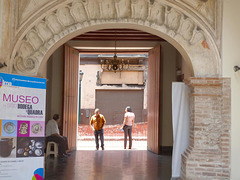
46 28 190 153
77 50 149 151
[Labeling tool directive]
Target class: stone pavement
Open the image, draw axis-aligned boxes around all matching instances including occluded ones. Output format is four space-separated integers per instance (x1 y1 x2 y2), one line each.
78 122 147 137
77 140 147 150
77 122 148 150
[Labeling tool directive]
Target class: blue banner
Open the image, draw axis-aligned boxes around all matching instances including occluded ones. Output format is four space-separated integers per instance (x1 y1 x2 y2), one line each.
0 72 46 89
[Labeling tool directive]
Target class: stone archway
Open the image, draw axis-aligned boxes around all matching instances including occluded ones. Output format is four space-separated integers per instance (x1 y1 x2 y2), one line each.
11 0 220 78
8 0 230 179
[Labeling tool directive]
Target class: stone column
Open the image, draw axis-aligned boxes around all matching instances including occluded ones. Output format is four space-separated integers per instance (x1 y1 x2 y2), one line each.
181 78 231 179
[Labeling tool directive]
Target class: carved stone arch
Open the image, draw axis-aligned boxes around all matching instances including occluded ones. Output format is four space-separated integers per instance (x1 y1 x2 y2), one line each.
10 0 220 77
7 1 231 179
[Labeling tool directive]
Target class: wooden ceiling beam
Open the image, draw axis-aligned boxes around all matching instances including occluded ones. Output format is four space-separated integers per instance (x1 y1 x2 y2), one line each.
78 49 149 53
71 28 164 42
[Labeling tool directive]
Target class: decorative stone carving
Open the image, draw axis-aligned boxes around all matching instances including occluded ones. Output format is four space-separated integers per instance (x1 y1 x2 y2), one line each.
131 0 148 19
46 14 63 34
178 18 195 41
99 0 116 19
14 56 39 75
190 30 205 45
12 0 220 78
115 0 130 18
166 9 182 32
180 0 215 27
70 2 88 23
18 41 34 58
26 30 43 50
36 22 53 42
56 7 75 27
81 0 100 20
147 1 165 25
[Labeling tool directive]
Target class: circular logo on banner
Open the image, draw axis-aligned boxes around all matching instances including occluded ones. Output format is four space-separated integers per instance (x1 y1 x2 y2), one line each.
32 168 44 180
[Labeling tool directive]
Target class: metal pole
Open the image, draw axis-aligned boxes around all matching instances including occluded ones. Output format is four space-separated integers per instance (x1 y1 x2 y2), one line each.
78 70 83 125
78 80 81 125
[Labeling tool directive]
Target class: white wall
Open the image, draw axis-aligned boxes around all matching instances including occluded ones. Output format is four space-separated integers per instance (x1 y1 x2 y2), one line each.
222 1 240 179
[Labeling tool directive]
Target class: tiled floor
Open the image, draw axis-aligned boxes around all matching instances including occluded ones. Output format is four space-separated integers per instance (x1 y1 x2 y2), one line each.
45 150 172 180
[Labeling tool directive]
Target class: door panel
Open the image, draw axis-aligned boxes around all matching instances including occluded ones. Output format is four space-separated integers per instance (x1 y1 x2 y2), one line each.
62 44 79 150
147 45 161 154
96 90 143 125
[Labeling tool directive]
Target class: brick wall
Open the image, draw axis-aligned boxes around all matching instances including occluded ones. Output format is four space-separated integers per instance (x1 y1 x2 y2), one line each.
181 78 231 179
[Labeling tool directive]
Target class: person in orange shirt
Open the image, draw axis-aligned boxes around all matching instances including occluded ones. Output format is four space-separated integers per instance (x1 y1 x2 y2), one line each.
90 108 106 150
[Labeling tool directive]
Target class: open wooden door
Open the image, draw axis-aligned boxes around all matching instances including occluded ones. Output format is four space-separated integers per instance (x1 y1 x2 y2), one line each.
147 45 161 154
62 44 79 150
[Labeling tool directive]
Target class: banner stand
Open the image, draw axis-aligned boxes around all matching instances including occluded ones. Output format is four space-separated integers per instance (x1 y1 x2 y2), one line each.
0 73 46 180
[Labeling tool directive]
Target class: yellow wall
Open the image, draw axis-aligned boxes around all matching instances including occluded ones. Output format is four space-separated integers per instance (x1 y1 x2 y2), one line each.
46 46 63 122
222 0 240 179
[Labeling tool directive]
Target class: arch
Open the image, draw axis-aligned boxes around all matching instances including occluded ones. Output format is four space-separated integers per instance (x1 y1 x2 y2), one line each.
6 1 231 179
37 23 194 77
10 0 221 78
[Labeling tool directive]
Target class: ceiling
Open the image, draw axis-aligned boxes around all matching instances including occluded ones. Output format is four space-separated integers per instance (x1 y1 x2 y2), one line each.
71 29 164 41
69 29 165 53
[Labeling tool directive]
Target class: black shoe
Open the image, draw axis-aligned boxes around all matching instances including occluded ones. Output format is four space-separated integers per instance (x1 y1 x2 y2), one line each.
102 146 104 150
96 147 99 150
64 152 71 156
129 147 131 149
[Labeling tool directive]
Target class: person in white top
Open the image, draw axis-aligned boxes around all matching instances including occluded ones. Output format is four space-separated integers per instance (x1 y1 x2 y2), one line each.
121 106 135 149
46 114 70 158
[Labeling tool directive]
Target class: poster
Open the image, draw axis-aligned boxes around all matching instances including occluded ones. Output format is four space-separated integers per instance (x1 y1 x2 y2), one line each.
0 72 46 180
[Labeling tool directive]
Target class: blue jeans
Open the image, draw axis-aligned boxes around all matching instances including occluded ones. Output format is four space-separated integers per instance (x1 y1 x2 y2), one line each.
94 129 104 148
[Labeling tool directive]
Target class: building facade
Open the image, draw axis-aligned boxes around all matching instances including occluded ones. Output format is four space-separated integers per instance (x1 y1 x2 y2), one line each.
0 0 239 179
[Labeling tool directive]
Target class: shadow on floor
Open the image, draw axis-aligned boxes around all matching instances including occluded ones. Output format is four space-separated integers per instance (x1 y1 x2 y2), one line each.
45 150 172 180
